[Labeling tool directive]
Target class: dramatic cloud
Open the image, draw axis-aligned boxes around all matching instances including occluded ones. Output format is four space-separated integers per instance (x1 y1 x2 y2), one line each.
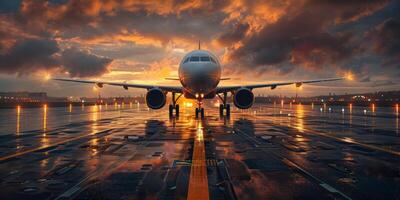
368 17 400 57
60 48 112 77
0 39 59 75
218 22 250 46
0 0 399 95
223 0 389 74
0 38 112 77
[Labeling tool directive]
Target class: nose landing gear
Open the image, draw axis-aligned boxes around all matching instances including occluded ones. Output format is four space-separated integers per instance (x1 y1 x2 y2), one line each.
195 107 204 118
195 100 205 119
217 92 230 117
169 92 181 117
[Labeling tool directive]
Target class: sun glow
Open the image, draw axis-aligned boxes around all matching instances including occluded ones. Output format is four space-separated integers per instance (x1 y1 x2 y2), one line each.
345 71 354 81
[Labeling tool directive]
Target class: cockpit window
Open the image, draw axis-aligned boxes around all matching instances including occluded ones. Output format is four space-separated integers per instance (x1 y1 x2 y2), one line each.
190 56 200 62
200 56 210 62
210 57 217 63
183 57 190 64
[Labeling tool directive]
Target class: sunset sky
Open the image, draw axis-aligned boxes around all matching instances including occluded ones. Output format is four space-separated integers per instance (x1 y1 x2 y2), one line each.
0 0 399 97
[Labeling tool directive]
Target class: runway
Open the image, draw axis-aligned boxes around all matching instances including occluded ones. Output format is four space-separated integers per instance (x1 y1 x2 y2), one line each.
0 103 399 200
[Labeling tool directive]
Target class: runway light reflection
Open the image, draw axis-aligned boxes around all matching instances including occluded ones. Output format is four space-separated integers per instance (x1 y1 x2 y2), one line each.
349 103 353 114
43 104 47 135
184 102 194 107
91 105 99 133
16 105 21 135
295 104 305 133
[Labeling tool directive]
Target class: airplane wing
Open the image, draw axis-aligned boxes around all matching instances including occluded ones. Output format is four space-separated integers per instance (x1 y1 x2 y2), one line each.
165 77 180 80
216 77 344 93
53 78 183 93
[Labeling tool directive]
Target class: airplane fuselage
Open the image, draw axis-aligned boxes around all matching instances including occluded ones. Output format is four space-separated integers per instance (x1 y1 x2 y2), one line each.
178 50 221 99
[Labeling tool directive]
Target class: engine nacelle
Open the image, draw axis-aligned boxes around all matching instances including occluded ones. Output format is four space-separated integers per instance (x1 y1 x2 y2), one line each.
233 88 254 109
145 88 166 109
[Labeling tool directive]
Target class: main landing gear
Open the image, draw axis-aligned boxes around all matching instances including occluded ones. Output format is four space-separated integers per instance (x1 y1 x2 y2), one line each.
169 92 182 117
217 92 230 117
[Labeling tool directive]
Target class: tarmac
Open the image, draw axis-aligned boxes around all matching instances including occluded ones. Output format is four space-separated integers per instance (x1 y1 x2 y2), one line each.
0 103 399 200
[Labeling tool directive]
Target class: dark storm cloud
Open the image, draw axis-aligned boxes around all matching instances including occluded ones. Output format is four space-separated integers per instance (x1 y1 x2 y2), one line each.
0 0 22 13
60 48 112 77
15 0 230 44
0 39 59 75
0 38 112 77
224 0 390 74
368 17 400 56
0 0 114 77
218 22 250 46
58 9 229 45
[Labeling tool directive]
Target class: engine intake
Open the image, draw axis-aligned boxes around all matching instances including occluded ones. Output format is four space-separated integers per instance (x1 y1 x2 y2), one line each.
233 88 254 109
146 88 166 109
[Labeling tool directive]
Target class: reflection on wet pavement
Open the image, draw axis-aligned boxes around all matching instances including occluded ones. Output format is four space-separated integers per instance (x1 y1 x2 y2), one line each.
187 121 209 200
0 103 399 199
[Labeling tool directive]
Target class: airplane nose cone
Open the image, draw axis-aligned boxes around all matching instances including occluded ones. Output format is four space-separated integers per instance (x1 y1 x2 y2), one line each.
180 62 220 95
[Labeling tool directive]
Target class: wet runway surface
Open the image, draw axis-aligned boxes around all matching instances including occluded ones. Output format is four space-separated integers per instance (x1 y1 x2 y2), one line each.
0 103 399 200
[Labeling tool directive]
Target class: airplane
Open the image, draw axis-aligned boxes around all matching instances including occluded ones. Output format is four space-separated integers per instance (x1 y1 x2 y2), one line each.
54 45 344 118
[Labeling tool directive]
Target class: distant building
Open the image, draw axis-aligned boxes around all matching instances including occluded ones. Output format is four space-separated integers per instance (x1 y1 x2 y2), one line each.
0 92 47 102
0 92 68 103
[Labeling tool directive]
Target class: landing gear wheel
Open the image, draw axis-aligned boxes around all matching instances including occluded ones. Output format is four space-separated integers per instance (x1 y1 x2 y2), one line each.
219 104 224 116
175 104 180 116
195 108 199 118
169 104 173 116
217 92 231 117
200 108 205 118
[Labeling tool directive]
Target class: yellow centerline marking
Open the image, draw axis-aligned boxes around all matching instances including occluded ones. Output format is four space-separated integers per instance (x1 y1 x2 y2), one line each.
187 121 209 200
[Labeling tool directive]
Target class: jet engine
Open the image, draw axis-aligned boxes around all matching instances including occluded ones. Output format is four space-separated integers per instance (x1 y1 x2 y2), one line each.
233 88 254 109
145 88 166 109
